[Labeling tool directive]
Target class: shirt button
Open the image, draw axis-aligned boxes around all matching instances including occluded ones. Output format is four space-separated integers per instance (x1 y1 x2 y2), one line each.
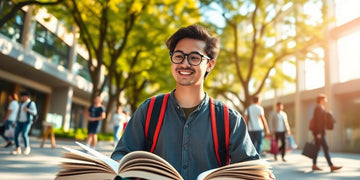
182 165 188 169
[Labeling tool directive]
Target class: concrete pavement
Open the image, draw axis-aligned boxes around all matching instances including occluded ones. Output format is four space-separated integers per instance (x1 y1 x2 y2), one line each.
1 136 359 180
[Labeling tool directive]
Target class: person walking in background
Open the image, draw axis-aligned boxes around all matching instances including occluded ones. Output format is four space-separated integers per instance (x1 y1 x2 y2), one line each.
111 105 127 146
269 102 291 162
111 25 266 180
86 95 105 149
1 92 19 148
311 94 342 172
12 91 37 155
244 95 271 155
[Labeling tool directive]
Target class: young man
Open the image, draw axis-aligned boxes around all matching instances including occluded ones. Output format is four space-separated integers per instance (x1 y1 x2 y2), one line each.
244 96 270 155
311 94 342 172
269 102 291 161
111 25 261 180
12 91 37 155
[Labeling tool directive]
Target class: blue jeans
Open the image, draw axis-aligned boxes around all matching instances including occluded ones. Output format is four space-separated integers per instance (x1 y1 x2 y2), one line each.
14 122 32 148
249 130 264 154
313 134 333 166
113 125 120 144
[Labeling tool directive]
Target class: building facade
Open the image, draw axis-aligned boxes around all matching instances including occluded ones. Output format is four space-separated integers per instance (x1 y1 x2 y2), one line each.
261 0 360 153
0 4 93 135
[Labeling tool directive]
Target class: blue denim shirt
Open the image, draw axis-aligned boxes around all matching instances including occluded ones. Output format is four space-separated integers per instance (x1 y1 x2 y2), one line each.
111 90 259 180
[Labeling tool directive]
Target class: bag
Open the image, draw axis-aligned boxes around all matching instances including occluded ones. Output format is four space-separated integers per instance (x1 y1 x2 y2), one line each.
309 118 314 131
326 112 335 130
261 137 271 152
269 137 279 154
286 135 298 150
27 101 39 123
4 126 15 138
302 142 318 159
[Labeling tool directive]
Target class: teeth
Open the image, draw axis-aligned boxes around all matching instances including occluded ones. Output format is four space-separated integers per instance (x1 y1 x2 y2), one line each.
179 71 192 75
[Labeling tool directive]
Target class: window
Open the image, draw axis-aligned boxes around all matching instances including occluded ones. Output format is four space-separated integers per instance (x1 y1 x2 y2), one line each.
32 22 70 68
337 32 360 82
0 1 25 43
74 55 91 81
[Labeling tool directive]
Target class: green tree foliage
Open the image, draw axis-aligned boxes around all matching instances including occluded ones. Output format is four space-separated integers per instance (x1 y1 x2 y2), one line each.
0 0 64 28
46 0 201 131
201 0 330 112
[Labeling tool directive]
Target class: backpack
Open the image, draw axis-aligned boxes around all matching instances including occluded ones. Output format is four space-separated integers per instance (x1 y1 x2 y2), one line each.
308 118 314 131
325 112 335 130
144 93 230 166
27 101 39 123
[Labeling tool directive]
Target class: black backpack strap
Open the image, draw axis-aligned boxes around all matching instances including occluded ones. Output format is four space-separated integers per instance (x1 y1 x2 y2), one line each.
210 98 230 166
144 93 170 152
26 101 33 123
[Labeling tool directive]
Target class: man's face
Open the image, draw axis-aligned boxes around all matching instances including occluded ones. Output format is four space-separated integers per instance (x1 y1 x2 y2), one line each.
171 38 214 87
21 95 28 102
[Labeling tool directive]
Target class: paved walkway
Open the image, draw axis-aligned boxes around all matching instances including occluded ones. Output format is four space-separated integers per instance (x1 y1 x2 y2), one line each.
1 136 359 180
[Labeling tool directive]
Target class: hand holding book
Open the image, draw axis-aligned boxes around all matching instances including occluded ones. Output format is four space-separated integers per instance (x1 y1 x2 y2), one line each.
55 142 275 180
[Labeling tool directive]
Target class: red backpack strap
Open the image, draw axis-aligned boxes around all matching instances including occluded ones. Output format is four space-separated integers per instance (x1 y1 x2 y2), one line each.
210 98 230 166
144 93 170 153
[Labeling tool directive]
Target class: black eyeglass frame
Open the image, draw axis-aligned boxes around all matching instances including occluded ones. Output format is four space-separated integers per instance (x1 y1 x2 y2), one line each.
169 50 211 66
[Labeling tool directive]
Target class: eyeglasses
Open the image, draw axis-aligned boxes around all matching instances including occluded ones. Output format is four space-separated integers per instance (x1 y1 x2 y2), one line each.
170 51 211 66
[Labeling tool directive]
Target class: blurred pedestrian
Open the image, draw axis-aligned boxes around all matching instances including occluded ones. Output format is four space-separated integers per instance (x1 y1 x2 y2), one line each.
1 92 19 148
311 94 342 172
86 95 105 149
244 95 271 155
111 105 127 146
12 91 37 155
269 102 291 161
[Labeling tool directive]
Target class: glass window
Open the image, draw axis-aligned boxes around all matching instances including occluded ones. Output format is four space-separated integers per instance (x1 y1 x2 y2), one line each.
0 1 25 43
337 31 360 82
32 22 70 68
304 48 325 90
74 55 91 81
335 0 360 26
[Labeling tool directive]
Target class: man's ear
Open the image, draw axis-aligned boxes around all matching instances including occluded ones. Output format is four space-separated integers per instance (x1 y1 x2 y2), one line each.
207 59 215 72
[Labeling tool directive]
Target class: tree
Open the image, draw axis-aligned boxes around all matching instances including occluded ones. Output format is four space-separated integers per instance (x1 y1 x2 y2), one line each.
47 0 201 131
201 0 330 112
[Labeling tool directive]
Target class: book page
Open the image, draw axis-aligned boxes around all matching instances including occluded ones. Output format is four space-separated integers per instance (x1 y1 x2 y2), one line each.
61 146 118 174
118 151 183 180
76 141 120 172
197 159 273 180
55 172 114 180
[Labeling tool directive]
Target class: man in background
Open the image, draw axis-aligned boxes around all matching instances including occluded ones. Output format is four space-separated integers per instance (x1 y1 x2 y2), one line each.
311 94 342 172
269 102 291 161
244 95 270 155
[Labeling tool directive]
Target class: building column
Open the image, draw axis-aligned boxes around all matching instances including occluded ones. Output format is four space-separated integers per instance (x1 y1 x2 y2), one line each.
21 6 34 51
295 59 307 147
49 87 73 131
324 0 340 151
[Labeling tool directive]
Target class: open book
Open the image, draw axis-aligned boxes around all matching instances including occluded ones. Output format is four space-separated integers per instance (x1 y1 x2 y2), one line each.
55 142 274 180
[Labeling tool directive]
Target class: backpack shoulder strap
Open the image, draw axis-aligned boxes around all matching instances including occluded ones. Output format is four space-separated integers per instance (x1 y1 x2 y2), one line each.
27 101 32 108
145 93 170 153
209 98 230 166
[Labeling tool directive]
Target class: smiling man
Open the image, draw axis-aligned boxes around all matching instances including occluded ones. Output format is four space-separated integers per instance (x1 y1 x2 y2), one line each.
111 25 261 180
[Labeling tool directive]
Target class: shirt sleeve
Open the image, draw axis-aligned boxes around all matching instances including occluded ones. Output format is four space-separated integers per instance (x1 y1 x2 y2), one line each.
28 101 37 116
